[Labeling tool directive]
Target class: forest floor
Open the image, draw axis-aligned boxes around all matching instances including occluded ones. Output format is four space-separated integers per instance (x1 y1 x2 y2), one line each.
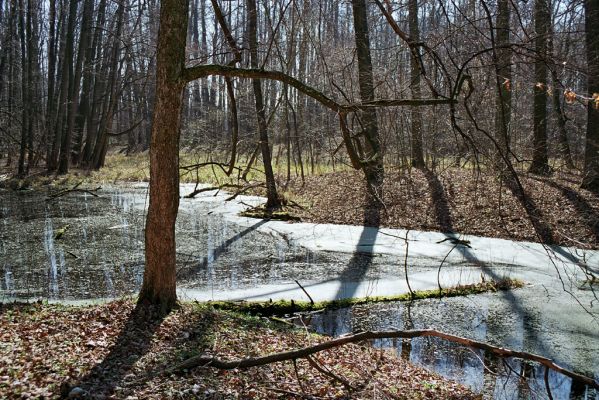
286 167 599 250
0 300 478 400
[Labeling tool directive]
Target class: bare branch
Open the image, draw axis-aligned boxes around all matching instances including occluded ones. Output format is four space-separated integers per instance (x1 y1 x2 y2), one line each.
166 329 599 389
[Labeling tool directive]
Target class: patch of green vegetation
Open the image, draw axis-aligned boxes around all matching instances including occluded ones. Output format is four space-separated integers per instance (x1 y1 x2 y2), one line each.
205 278 525 316
239 205 302 221
421 381 438 389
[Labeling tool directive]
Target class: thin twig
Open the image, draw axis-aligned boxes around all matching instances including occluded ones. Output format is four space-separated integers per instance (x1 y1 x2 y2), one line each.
294 280 314 305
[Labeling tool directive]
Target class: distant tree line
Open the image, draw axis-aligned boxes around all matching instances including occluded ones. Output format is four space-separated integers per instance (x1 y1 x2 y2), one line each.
0 0 597 194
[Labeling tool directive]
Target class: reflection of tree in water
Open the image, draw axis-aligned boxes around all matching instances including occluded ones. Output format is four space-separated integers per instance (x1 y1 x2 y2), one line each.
308 300 598 399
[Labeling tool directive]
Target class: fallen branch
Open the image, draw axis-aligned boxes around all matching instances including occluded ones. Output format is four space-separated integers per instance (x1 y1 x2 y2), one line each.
184 183 244 198
166 329 599 389
47 183 101 200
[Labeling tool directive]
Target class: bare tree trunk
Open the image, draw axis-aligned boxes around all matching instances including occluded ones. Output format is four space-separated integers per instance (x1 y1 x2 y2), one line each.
71 0 95 164
225 78 239 175
25 0 39 168
45 0 57 167
548 28 574 169
139 0 188 312
49 0 76 173
351 0 384 196
91 0 125 169
81 0 107 167
494 0 512 163
409 0 425 168
59 0 92 174
247 0 280 209
17 0 28 176
529 0 550 175
582 0 599 192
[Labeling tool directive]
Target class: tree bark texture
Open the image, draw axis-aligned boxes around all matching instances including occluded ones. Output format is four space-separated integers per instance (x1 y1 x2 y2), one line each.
247 0 280 209
582 0 599 191
409 0 425 168
529 0 550 175
139 0 188 312
494 0 512 160
351 0 384 194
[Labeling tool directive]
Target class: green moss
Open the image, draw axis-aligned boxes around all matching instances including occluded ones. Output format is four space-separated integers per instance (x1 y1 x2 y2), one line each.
239 205 302 221
205 278 524 316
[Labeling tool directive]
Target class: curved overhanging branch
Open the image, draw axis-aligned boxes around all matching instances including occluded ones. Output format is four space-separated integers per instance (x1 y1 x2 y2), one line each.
182 64 456 114
182 64 456 172
166 328 598 390
183 64 343 112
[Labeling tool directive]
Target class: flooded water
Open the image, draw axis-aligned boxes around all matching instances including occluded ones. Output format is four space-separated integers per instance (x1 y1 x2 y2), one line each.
0 187 147 299
0 186 393 300
308 295 599 400
1 185 598 399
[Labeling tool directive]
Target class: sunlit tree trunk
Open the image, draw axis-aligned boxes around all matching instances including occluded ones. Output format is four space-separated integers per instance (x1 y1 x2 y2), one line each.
351 0 384 196
247 0 280 209
409 0 425 168
139 0 188 311
494 0 511 163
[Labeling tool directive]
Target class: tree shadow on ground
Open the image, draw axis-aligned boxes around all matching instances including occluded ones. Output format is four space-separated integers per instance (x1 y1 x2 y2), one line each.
420 167 454 233
503 173 555 244
500 174 595 281
64 303 167 398
416 168 554 364
333 191 382 300
65 301 217 398
530 176 599 243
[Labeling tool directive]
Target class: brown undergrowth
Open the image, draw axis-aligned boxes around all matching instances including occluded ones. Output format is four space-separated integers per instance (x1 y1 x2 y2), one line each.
0 300 479 399
288 168 599 249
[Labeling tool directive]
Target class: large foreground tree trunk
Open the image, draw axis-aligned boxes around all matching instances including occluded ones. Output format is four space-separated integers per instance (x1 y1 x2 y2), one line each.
582 0 599 192
139 0 188 311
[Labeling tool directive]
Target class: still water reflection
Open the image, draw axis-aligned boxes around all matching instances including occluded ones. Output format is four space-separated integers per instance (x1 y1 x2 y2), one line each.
308 300 598 400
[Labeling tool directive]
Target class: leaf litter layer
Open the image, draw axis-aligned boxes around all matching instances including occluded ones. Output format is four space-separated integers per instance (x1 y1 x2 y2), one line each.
1 300 479 399
288 168 599 250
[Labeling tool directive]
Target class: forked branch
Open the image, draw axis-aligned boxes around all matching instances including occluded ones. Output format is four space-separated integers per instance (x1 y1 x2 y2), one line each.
166 328 599 389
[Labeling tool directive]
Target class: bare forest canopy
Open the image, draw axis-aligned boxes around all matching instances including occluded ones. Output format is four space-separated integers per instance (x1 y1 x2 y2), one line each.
1 0 598 191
